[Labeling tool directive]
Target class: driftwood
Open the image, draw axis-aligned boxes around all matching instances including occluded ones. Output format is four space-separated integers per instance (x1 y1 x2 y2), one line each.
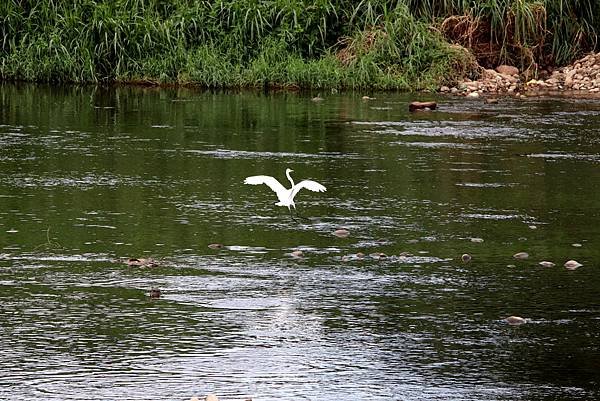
409 101 437 111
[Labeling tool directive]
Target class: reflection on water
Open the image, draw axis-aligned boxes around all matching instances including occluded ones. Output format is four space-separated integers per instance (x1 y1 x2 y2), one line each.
1 84 600 400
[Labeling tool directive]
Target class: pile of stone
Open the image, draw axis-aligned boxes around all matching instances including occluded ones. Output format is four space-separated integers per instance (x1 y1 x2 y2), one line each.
526 53 600 93
440 65 521 97
440 52 600 96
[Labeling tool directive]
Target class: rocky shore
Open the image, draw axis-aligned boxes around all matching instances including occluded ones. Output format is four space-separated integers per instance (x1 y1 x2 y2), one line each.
441 52 600 97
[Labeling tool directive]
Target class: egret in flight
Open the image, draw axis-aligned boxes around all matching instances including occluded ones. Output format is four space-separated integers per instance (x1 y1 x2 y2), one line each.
244 168 326 217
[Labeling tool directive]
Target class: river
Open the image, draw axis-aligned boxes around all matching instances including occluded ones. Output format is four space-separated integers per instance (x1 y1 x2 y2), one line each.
1 83 599 400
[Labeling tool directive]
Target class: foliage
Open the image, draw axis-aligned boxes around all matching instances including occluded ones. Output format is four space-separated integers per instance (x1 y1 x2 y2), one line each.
0 1 598 88
414 0 600 68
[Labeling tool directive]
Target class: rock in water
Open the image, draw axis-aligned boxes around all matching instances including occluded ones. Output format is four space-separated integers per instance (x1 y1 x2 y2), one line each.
369 252 387 260
505 316 526 325
333 228 350 238
539 261 555 268
461 253 472 263
564 260 582 270
126 258 144 266
126 258 159 267
290 250 304 258
409 101 437 112
208 243 224 249
513 252 529 260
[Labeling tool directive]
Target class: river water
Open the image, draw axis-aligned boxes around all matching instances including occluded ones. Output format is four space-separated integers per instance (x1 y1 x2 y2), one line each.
1 83 599 400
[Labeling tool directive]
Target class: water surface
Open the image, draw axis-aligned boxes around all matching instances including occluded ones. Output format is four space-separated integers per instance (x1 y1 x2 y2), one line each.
1 84 600 400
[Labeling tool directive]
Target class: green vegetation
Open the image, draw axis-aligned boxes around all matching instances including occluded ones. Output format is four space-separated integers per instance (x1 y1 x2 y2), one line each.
1 1 599 89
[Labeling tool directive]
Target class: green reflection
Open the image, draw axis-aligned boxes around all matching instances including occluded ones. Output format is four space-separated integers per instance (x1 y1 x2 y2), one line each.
1 83 600 400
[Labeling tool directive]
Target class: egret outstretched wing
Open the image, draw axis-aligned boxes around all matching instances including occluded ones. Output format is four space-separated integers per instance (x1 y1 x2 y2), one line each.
290 179 327 200
244 175 287 196
245 169 326 213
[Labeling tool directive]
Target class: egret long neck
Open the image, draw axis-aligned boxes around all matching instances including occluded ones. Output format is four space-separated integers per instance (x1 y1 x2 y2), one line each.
286 170 295 187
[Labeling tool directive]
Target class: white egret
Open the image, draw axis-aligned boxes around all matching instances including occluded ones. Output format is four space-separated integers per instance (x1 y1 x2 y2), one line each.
244 168 326 216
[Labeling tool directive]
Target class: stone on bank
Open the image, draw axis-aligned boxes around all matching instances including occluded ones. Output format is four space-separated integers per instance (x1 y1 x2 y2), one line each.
442 52 600 97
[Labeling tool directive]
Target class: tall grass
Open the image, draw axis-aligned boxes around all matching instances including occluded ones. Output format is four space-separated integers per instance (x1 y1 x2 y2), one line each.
0 1 598 88
407 0 600 68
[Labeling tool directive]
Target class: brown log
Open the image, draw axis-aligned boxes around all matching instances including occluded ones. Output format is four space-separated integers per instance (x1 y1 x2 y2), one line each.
409 101 437 111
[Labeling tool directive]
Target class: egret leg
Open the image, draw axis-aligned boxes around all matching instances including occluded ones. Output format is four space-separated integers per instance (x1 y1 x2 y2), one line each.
293 207 310 221
288 208 300 222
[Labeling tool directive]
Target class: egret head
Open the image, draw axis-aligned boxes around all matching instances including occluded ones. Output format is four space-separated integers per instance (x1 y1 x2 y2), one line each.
286 168 294 174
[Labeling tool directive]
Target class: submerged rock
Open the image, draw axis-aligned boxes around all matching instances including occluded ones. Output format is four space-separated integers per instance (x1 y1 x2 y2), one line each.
290 250 304 258
338 253 365 262
539 261 556 268
369 252 387 260
333 228 350 238
208 243 224 250
505 316 526 325
564 260 583 270
126 258 144 266
149 288 161 298
470 237 484 243
126 258 159 267
513 252 529 260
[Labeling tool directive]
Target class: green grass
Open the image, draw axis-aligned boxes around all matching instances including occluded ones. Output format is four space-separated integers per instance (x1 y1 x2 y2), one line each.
410 0 600 68
1 1 599 89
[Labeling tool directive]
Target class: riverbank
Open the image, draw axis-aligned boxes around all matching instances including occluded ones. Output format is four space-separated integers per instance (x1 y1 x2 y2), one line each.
444 52 600 98
1 1 599 91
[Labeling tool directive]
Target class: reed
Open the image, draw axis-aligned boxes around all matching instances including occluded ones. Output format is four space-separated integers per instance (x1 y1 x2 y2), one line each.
1 1 598 88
